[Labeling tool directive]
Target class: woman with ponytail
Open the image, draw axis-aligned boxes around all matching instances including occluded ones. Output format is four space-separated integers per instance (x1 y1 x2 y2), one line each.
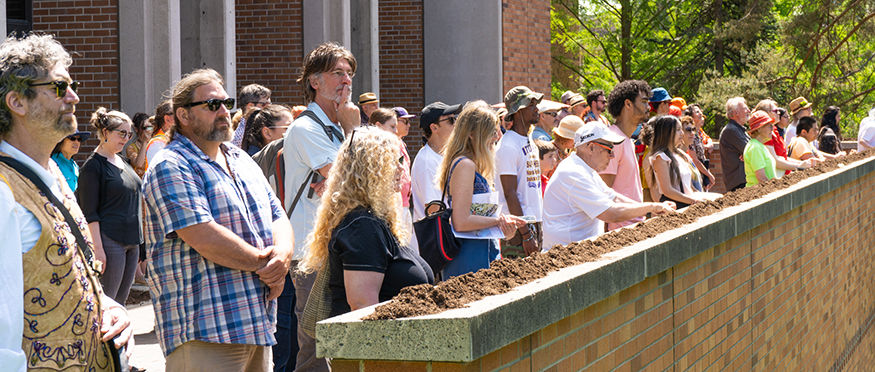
76 107 144 305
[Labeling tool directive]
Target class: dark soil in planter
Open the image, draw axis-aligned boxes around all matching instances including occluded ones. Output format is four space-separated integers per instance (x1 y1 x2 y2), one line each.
365 149 875 320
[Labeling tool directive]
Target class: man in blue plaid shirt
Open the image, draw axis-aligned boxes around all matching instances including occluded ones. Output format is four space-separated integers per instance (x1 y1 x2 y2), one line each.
142 68 294 371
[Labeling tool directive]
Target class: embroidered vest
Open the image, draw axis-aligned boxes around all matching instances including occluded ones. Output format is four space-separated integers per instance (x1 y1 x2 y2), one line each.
0 153 116 371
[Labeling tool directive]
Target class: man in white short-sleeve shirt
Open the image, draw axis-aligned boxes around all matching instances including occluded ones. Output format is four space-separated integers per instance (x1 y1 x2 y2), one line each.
858 107 875 150
497 86 545 257
542 125 675 250
410 102 461 221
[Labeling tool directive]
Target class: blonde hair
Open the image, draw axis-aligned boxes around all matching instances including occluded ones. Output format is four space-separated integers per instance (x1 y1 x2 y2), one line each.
298 127 408 274
436 101 498 191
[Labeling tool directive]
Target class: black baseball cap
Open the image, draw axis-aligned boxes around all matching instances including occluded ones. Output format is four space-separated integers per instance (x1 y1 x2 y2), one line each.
419 102 462 131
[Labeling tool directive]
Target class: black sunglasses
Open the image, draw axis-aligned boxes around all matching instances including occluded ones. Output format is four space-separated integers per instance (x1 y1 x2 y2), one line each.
68 136 84 142
183 98 235 111
438 116 456 125
29 80 80 98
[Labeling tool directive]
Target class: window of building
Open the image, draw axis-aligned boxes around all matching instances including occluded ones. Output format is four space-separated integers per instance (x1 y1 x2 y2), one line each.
7 0 33 35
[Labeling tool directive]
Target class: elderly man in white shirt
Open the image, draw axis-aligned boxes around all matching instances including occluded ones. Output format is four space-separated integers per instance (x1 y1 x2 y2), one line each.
542 125 676 250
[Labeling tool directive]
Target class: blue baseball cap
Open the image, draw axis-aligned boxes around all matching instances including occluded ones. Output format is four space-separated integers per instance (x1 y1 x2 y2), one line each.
650 87 672 103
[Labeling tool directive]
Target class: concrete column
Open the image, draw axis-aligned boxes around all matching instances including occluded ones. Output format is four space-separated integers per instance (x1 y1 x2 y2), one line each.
179 0 236 102
423 0 503 105
0 0 6 36
350 0 379 99
302 0 351 55
118 0 180 114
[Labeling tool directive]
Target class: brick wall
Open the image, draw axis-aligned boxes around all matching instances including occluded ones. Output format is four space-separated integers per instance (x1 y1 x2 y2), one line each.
34 0 120 162
501 0 551 99
235 0 304 106
378 0 426 157
329 160 875 371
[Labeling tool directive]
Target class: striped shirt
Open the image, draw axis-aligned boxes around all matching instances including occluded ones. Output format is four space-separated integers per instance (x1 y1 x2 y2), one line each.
142 134 284 356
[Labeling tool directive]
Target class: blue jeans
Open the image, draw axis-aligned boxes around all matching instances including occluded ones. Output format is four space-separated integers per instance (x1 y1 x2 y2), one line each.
441 238 499 279
273 273 298 372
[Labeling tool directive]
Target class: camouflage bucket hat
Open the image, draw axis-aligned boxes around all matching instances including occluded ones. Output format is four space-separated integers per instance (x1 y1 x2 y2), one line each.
504 86 544 117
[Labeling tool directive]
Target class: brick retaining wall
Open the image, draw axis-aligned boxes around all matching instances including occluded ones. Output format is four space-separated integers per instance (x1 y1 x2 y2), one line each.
322 154 875 371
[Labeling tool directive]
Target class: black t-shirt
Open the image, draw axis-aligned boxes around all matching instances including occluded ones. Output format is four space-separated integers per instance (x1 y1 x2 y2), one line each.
328 208 434 317
76 152 143 245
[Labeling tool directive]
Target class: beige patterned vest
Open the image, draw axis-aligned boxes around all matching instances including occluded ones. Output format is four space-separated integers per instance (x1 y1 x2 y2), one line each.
0 153 116 371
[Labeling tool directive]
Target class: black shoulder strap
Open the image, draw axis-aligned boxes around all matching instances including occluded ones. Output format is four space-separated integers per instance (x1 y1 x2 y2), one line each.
286 110 340 218
298 110 343 143
0 156 96 269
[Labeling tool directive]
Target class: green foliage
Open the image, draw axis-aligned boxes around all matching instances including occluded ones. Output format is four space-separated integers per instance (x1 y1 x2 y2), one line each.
552 0 875 140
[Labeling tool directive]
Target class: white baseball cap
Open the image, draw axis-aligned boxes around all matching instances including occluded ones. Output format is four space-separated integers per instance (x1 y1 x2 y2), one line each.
573 124 626 148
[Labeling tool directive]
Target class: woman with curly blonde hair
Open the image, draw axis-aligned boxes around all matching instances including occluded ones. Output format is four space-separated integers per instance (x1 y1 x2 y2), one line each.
436 102 525 278
298 127 432 316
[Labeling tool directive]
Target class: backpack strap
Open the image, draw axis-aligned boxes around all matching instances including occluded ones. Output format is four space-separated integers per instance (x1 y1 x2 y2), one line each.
286 109 342 218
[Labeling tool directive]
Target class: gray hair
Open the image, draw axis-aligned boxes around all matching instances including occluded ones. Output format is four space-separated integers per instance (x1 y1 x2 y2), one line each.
725 97 747 118
0 33 72 136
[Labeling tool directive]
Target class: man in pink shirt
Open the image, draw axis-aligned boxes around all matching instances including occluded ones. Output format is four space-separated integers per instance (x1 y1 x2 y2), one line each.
600 80 652 230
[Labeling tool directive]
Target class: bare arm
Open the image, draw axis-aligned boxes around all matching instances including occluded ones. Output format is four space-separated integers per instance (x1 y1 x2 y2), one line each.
860 138 875 150
175 221 270 272
754 168 769 184
599 173 617 188
131 140 148 170
652 156 698 205
766 145 808 171
597 200 674 223
688 149 714 190
450 159 502 232
344 270 383 311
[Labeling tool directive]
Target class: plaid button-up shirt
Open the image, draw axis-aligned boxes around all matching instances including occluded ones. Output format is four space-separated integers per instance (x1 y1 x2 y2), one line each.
142 134 284 356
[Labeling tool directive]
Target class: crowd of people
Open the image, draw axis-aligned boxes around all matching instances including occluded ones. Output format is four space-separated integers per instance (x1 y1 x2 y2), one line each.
1 32 872 372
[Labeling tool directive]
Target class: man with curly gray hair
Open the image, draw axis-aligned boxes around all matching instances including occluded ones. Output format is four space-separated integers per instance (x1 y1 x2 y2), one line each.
0 33 133 372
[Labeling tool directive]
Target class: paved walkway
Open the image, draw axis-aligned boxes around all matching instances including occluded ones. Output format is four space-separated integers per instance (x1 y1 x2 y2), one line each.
127 287 165 372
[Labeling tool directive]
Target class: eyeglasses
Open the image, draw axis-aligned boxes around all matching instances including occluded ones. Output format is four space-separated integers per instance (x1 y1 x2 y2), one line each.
438 116 456 125
183 98 235 111
328 69 355 80
68 136 84 142
29 80 80 98
542 111 558 117
144 125 154 131
591 141 614 155
111 129 133 139
684 127 696 132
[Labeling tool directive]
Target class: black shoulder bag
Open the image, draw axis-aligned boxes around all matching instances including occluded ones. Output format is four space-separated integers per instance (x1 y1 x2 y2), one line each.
413 158 464 274
0 156 127 372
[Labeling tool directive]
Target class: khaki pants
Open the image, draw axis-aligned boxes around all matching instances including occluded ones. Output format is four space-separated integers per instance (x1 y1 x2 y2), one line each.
165 340 272 372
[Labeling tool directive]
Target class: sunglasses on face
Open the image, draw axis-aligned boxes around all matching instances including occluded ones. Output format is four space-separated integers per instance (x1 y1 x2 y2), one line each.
591 141 614 155
684 127 696 132
68 136 84 142
542 111 558 117
183 98 235 111
111 129 134 139
438 116 456 125
29 80 80 98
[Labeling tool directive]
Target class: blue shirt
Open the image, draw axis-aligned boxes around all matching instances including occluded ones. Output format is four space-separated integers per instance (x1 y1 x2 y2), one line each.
142 134 284 356
51 152 79 192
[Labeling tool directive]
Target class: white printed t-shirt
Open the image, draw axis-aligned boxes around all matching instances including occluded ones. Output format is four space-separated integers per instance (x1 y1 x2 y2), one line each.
410 143 443 221
542 153 617 250
495 130 543 220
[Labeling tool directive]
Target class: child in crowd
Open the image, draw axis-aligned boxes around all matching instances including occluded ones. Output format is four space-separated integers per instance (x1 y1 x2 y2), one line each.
534 139 559 196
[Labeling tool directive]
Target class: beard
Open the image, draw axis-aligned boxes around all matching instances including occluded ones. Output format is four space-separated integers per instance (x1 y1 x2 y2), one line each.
192 114 233 143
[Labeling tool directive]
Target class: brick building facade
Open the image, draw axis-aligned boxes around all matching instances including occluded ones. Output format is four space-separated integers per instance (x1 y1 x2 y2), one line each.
12 0 552 160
